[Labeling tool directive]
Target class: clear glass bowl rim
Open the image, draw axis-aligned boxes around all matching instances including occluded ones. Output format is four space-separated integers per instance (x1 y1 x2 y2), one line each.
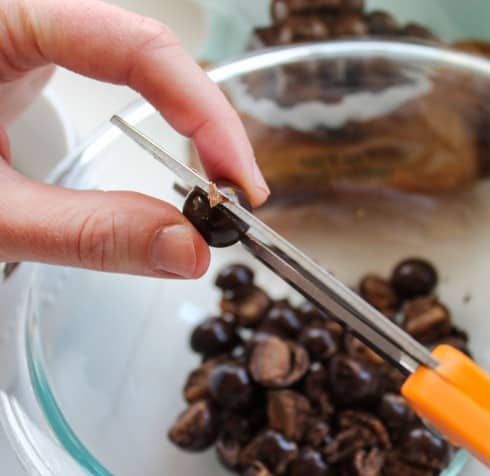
31 39 490 475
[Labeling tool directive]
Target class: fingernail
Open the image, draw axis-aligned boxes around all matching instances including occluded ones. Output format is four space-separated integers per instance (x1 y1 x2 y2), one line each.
151 225 197 278
0 126 11 164
0 154 10 166
252 159 270 196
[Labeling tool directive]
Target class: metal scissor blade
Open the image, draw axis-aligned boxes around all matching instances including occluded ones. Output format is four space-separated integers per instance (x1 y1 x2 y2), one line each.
242 233 424 374
111 115 438 374
111 116 210 192
227 208 439 373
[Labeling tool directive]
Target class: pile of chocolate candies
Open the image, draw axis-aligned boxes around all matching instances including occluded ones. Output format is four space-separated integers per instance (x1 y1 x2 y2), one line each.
253 0 438 47
169 259 470 476
243 0 441 106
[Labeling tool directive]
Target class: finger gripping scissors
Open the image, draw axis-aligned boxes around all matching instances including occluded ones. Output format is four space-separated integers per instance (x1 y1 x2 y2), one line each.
112 115 490 467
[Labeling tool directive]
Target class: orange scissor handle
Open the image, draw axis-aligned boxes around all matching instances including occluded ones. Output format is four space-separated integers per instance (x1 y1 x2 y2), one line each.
402 345 490 467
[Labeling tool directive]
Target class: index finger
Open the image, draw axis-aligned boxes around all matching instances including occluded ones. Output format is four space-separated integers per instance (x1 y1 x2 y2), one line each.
2 0 269 206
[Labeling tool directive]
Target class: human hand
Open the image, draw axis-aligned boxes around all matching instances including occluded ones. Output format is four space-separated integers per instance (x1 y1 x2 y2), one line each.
0 0 269 278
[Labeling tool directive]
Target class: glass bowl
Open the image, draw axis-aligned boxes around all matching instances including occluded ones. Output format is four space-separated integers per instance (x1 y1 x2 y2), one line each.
193 0 490 62
1 41 490 476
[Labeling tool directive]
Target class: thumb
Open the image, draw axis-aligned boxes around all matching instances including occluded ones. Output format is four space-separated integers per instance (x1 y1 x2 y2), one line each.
0 163 210 278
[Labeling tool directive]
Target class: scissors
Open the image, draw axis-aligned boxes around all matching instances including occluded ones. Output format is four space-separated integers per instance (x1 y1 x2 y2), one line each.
111 115 490 467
